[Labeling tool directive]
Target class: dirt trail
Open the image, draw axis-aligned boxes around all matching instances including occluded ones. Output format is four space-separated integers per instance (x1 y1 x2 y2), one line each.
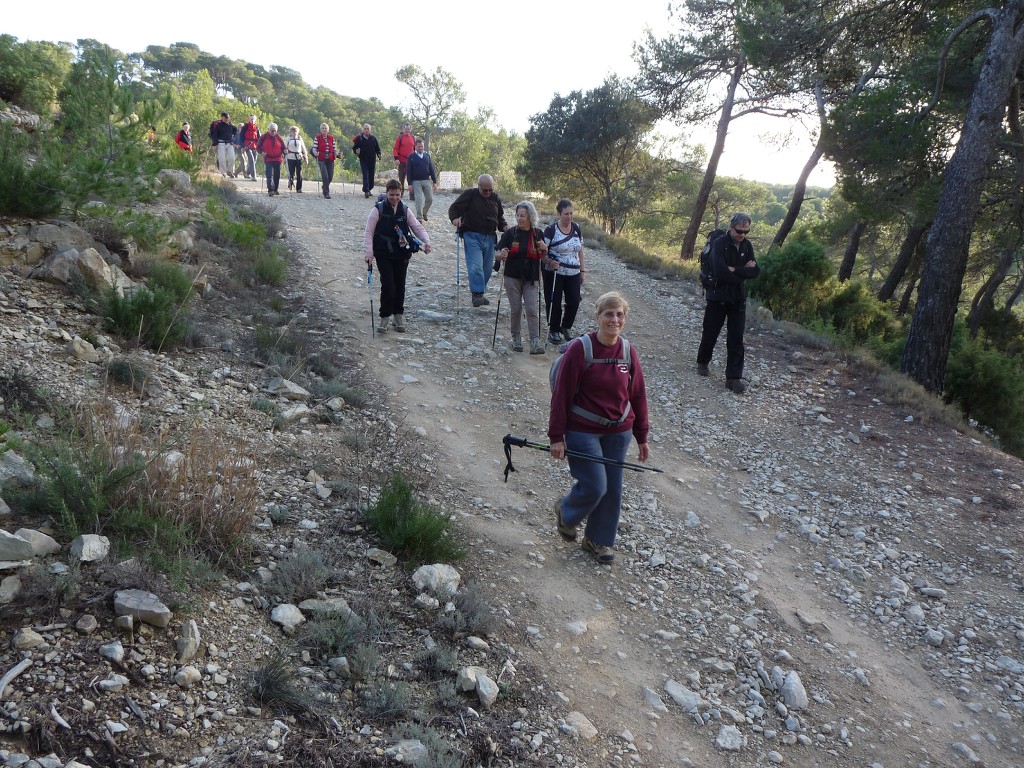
234 178 1024 768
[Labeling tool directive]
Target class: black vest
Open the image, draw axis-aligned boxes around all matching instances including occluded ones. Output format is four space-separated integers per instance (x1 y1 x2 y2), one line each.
373 201 413 257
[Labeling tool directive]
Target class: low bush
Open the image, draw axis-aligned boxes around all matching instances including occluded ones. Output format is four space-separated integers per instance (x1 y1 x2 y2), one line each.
250 652 317 716
298 609 368 657
252 243 288 285
0 124 62 217
7 400 257 565
365 682 411 722
102 262 197 351
945 329 1024 456
365 474 465 567
749 230 833 323
820 281 902 345
266 549 332 602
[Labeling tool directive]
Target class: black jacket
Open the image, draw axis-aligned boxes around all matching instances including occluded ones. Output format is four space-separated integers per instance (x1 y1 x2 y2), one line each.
706 234 759 305
209 119 235 145
353 133 382 162
373 200 415 258
448 188 507 234
496 227 544 282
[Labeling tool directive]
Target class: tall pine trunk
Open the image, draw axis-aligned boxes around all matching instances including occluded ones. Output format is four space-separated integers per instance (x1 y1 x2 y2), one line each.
901 2 1024 392
680 54 745 260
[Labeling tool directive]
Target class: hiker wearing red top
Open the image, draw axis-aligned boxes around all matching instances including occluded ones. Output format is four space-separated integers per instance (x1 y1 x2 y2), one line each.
239 115 261 180
311 123 342 199
549 291 650 565
174 123 193 152
256 123 286 197
392 123 416 199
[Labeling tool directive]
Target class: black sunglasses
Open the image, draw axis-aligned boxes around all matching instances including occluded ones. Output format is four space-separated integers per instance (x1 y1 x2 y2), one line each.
734 228 750 235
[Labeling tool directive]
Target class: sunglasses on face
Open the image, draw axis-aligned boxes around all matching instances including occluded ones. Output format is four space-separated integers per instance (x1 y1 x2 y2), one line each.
734 228 750 235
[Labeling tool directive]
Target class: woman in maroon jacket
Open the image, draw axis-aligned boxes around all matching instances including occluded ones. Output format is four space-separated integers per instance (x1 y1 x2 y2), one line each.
548 291 650 564
256 123 286 196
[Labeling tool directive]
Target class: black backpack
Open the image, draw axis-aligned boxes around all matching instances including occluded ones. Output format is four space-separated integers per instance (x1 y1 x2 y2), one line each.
700 228 728 291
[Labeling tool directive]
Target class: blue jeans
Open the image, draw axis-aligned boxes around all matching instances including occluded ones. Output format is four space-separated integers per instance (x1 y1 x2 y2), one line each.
264 161 281 192
241 148 257 178
462 231 495 294
560 429 632 547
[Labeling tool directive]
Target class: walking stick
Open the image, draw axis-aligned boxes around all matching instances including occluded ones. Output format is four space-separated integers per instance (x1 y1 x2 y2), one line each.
502 434 663 482
546 270 560 334
368 264 375 339
491 262 504 350
455 232 462 320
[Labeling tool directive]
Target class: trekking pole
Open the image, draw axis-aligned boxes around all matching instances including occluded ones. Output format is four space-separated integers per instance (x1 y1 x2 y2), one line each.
455 232 462 320
546 270 559 334
502 434 663 482
368 264 375 339
491 262 504 350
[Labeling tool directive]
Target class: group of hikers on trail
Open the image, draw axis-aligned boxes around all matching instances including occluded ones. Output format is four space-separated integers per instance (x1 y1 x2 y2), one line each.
361 165 759 564
180 112 758 566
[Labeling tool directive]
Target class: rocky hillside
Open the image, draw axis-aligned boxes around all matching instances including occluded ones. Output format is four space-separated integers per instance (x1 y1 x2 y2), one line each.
1 175 1023 768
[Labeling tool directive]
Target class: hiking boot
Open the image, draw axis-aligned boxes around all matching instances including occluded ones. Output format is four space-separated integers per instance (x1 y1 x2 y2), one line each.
288 180 294 190
529 338 545 355
726 378 747 394
376 319 389 334
697 363 710 377
392 314 405 332
509 336 523 352
547 331 563 345
472 293 489 307
561 327 575 340
555 503 577 542
581 537 615 564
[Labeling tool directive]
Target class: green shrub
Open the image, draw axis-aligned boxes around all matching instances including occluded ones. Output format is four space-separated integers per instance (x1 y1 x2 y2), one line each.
945 330 1024 456
820 281 901 344
101 260 194 350
253 244 288 285
298 610 368 656
250 652 316 716
105 357 153 394
116 211 176 252
0 124 62 217
366 682 411 721
266 549 332 602
749 230 833 323
365 474 465 567
102 283 189 350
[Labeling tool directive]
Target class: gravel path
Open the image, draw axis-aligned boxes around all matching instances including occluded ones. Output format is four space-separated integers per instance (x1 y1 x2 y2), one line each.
244 179 1024 768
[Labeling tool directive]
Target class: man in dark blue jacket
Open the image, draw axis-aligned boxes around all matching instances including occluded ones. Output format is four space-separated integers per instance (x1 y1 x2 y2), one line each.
352 124 382 198
406 139 437 220
696 212 760 394
209 113 236 178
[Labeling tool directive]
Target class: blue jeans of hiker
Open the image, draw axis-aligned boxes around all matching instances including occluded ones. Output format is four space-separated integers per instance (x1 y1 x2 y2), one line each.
560 429 631 547
462 231 495 294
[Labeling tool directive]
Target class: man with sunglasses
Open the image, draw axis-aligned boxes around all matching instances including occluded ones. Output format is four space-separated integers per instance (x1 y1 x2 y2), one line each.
696 212 760 394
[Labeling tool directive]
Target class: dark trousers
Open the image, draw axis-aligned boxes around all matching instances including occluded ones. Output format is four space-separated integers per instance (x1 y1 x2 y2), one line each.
360 159 377 193
697 300 746 379
318 159 335 196
374 254 411 317
397 160 407 190
265 161 281 192
542 271 582 331
287 159 303 191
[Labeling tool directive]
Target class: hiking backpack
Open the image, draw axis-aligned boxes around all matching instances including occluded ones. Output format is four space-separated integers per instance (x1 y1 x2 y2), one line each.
699 227 728 291
549 334 633 428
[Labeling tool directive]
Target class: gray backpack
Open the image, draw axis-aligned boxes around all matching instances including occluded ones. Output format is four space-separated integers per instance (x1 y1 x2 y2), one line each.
549 334 633 428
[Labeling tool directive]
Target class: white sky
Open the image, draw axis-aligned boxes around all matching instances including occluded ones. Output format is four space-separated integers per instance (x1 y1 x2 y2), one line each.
6 1 834 187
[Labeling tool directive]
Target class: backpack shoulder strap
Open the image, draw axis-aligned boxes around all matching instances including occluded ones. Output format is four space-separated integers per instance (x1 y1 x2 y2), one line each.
579 334 593 363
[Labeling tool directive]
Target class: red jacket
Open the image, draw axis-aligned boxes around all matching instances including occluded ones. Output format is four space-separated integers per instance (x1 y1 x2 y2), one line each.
312 133 339 161
175 130 192 151
257 133 286 163
240 121 261 149
393 132 415 162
